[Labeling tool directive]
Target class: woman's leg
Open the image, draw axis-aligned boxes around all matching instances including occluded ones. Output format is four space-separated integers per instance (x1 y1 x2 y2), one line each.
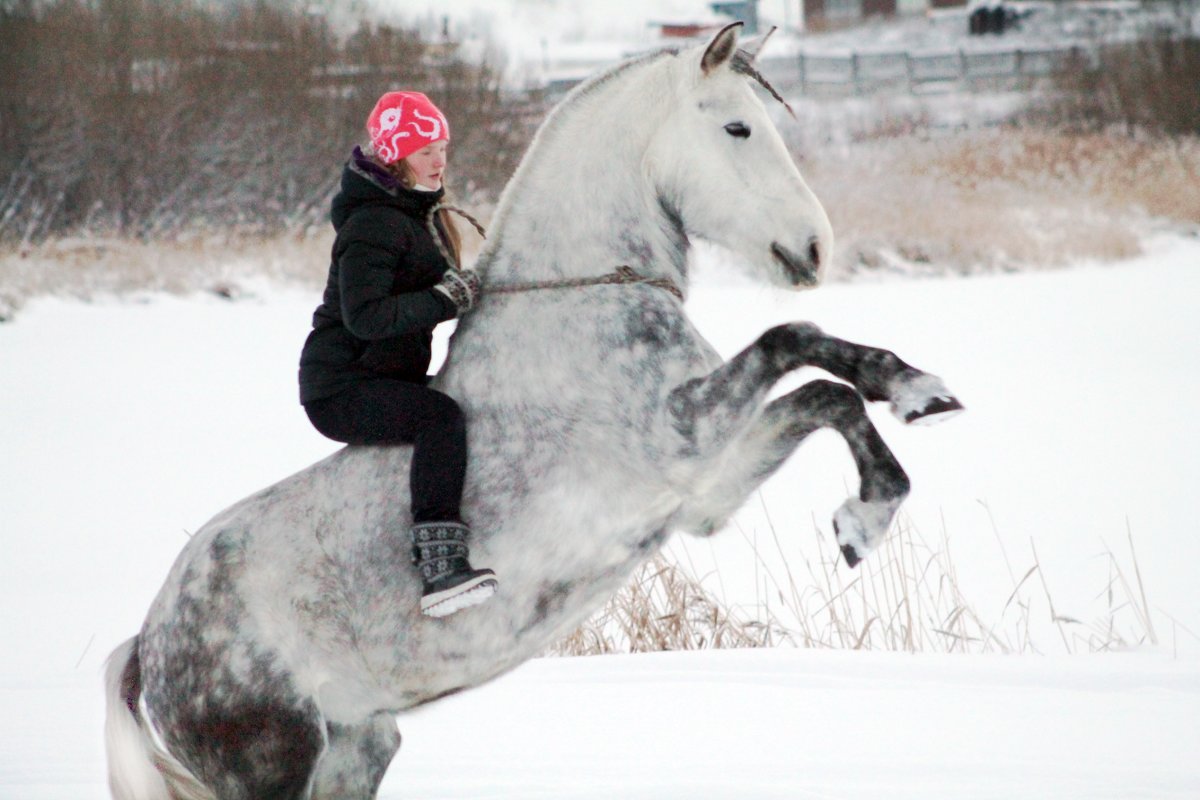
304 379 466 522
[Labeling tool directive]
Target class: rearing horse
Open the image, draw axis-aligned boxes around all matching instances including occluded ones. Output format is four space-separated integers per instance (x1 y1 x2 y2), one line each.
105 24 961 800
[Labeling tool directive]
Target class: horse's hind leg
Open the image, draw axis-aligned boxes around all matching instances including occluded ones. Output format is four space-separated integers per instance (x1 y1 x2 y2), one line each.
160 695 324 800
674 380 909 566
142 637 324 799
308 712 401 800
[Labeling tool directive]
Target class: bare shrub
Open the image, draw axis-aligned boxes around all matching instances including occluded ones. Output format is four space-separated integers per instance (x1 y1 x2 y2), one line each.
1040 35 1200 137
549 554 791 657
803 127 1200 278
550 513 1168 657
0 0 530 246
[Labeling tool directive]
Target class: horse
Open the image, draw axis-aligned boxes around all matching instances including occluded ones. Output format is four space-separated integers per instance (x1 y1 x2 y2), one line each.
104 23 962 800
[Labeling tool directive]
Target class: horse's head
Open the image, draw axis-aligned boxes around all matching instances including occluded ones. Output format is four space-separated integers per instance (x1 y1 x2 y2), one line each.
645 23 833 289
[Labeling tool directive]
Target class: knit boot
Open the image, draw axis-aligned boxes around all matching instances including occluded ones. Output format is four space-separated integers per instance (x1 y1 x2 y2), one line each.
411 521 498 618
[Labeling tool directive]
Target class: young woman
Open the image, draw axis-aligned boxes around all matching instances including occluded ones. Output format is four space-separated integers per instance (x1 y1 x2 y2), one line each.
299 91 497 618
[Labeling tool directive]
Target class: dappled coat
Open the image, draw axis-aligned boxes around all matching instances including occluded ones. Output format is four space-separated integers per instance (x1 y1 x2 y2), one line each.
299 147 458 403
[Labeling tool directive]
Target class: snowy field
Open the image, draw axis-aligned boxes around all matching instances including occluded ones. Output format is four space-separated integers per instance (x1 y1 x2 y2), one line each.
2 233 1199 797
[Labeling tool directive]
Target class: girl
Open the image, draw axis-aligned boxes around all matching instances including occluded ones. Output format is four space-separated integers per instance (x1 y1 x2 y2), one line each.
299 91 497 618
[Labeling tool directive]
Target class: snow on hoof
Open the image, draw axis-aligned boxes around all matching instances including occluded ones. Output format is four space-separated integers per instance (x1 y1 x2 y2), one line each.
889 372 964 426
833 498 891 568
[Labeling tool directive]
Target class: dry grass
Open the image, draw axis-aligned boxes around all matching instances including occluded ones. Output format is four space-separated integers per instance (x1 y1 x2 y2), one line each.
550 511 1168 657
0 230 331 318
802 127 1200 278
758 513 1162 655
550 554 790 656
4 127 1195 317
0 206 495 320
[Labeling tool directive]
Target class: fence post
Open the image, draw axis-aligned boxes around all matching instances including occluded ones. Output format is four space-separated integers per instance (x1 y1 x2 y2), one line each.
798 52 806 94
851 52 860 94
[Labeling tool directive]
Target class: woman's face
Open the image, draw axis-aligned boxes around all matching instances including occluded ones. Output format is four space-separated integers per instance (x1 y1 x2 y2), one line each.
404 140 449 189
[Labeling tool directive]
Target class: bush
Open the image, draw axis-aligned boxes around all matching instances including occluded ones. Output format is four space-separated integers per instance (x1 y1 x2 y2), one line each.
1044 35 1200 136
550 517 1166 657
802 127 1200 278
0 0 532 245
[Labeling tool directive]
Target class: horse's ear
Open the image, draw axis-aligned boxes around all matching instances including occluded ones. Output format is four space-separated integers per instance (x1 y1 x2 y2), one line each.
701 21 743 75
739 25 777 63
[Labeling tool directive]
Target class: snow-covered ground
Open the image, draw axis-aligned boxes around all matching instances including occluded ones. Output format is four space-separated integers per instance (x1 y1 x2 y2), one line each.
1 233 1199 797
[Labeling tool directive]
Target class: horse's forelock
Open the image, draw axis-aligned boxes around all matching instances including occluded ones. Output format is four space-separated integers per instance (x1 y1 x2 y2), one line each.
731 51 795 118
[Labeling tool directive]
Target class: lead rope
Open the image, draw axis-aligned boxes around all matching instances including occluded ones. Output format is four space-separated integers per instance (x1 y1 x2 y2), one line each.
487 266 685 302
426 203 685 304
427 202 487 271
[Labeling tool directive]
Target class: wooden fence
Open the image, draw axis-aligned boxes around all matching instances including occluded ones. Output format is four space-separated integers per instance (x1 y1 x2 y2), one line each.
759 44 1090 95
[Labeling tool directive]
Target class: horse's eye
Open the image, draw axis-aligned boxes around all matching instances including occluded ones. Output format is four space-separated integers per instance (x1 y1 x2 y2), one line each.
724 122 751 139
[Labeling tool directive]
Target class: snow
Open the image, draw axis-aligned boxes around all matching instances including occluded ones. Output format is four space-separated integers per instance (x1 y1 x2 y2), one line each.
2 233 1199 797
393 649 1199 799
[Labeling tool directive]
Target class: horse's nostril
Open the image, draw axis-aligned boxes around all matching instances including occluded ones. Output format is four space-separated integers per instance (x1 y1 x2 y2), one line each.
808 237 821 269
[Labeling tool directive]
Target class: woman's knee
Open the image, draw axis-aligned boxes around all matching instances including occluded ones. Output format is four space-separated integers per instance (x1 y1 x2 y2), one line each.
304 397 348 443
424 391 466 437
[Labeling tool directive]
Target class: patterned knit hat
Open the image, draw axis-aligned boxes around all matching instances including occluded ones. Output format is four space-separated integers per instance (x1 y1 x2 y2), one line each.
366 91 450 166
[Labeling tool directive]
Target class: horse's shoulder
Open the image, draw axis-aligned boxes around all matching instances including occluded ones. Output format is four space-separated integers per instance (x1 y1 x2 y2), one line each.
616 295 686 347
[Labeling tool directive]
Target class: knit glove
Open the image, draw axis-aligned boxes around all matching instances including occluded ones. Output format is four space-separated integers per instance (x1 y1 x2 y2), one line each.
432 268 481 315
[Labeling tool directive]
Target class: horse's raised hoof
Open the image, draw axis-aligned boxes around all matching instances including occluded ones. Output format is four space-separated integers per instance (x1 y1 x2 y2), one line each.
904 394 965 426
839 541 862 568
888 373 964 426
833 499 887 568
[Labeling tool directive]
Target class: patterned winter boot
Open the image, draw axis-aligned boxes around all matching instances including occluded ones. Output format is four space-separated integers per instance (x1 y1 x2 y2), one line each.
411 521 498 618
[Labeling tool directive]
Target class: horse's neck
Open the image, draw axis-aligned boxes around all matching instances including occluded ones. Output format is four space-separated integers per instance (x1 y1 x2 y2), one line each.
478 65 688 289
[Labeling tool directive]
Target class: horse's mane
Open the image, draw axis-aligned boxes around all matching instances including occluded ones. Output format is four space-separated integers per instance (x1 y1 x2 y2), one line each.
539 44 793 147
531 48 676 148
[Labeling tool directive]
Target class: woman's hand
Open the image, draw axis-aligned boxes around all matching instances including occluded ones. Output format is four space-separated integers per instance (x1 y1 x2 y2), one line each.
433 269 481 314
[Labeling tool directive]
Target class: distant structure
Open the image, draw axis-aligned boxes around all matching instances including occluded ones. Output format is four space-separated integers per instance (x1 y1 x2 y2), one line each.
651 0 760 39
654 21 726 38
710 1 761 34
804 0 955 30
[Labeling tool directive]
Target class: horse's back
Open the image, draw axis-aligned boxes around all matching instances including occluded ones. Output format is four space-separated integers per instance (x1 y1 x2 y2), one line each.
138 445 422 718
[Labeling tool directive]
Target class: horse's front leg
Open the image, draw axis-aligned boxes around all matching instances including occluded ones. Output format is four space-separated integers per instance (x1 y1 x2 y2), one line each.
672 379 908 566
666 322 962 564
755 322 964 425
668 322 961 457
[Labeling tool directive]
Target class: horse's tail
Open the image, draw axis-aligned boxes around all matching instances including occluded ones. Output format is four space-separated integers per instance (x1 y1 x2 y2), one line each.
104 636 215 800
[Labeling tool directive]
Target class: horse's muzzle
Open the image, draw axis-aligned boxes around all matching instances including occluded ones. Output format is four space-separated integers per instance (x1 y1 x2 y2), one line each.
771 238 821 287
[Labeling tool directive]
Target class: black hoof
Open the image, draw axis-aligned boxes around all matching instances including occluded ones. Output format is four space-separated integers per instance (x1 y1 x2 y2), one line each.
904 395 965 425
840 543 861 568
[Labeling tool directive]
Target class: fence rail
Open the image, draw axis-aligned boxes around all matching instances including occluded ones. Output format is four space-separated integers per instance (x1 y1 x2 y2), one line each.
759 44 1089 95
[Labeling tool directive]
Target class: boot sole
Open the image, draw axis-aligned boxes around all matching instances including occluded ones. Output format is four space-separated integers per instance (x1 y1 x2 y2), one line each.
421 575 499 618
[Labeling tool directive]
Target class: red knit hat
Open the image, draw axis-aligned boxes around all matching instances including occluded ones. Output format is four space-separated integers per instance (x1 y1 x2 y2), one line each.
367 91 450 165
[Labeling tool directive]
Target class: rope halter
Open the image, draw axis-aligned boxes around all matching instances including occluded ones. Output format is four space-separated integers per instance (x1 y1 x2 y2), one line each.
426 204 684 305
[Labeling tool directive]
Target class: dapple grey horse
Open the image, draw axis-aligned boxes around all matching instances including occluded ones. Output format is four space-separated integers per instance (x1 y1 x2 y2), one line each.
104 23 961 799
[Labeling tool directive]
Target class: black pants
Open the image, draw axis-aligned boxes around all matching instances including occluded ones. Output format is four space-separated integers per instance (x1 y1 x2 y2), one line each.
304 379 466 524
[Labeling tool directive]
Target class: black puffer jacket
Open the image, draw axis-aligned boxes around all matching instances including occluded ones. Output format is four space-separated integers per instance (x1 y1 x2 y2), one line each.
299 148 459 404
